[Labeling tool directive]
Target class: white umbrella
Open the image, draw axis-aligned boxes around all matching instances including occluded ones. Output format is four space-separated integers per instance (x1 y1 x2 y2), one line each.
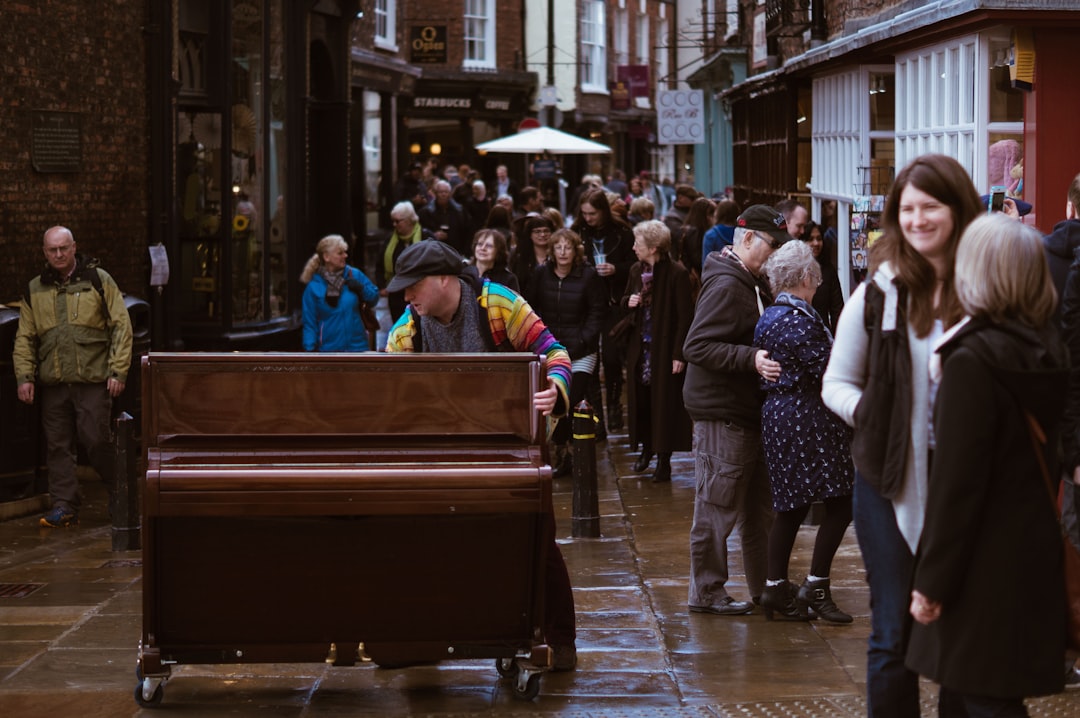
476 126 611 155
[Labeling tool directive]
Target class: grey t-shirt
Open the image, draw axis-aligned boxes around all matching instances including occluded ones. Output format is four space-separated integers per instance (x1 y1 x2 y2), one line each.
420 278 488 353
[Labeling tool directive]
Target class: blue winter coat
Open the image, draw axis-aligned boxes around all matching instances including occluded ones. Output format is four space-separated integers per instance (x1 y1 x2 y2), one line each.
754 292 853 511
302 266 379 352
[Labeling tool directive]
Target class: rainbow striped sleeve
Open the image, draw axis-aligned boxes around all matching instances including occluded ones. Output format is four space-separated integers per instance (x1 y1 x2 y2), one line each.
483 282 572 416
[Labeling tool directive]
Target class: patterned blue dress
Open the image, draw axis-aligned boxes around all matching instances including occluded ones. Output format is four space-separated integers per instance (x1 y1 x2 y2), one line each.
754 293 854 512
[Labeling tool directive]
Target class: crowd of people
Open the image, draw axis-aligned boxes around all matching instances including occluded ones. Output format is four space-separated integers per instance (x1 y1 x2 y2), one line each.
289 157 1080 709
7 140 1077 714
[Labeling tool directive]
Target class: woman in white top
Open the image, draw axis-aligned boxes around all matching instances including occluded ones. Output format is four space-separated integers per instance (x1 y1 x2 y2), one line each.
821 154 983 718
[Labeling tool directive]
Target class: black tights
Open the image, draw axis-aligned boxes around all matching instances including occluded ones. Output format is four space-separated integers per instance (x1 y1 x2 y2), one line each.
766 495 853 581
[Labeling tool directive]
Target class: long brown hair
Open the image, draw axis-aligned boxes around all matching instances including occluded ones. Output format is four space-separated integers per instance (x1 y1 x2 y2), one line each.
872 154 983 336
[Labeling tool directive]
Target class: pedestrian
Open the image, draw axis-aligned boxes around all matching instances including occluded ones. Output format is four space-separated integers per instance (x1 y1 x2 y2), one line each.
463 228 519 292
419 180 467 254
701 198 742 263
627 197 654 226
376 201 434 322
662 184 700 236
13 226 133 528
907 213 1067 713
755 240 853 623
383 239 578 671
300 234 379 352
526 229 607 477
682 204 790 615
510 214 553 297
821 153 983 718
775 198 809 240
802 220 845 334
621 220 694 483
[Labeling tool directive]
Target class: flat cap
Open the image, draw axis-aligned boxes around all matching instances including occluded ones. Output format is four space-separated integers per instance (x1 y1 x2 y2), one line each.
387 240 466 292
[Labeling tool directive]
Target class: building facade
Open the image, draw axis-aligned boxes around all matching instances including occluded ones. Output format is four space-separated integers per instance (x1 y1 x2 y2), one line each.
723 0 1080 296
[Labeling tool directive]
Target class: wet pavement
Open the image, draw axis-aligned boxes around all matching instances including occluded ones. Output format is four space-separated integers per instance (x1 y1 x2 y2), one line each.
1 430 1077 717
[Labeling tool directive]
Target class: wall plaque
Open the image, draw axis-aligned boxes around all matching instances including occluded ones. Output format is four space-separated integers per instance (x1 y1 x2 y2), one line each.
32 111 82 173
410 25 447 64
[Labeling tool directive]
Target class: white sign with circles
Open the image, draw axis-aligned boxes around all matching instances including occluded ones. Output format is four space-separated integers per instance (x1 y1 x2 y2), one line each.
656 90 705 145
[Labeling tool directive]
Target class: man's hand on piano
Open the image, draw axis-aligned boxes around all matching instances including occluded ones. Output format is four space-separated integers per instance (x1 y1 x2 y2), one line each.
534 380 558 416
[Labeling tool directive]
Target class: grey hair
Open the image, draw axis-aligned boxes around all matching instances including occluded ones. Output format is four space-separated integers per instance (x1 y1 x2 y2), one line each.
390 201 418 222
763 240 821 295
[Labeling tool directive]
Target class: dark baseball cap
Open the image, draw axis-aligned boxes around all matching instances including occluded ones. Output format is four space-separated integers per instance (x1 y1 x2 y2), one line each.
736 205 792 246
387 240 466 292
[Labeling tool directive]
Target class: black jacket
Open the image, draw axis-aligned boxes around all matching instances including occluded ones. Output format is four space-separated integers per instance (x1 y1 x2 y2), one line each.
525 263 606 360
682 250 772 427
907 318 1067 698
1043 218 1080 325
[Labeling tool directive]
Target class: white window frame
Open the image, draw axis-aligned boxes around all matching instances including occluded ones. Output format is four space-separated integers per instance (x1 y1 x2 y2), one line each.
614 6 629 66
373 0 396 52
895 35 979 177
581 0 607 92
636 13 649 65
656 16 668 88
463 0 495 69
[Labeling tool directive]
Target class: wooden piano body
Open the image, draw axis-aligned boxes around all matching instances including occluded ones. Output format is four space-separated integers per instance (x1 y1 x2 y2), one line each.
136 352 553 706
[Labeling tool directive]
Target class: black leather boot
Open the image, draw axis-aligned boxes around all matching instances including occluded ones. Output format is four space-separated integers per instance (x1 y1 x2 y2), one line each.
760 580 811 621
796 577 852 623
651 453 671 482
632 451 653 473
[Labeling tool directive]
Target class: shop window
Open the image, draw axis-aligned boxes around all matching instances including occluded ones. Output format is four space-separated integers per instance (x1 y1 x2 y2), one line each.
896 36 978 177
463 0 495 69
986 33 1024 198
636 14 649 65
175 0 288 327
581 0 607 92
614 6 628 66
374 0 396 51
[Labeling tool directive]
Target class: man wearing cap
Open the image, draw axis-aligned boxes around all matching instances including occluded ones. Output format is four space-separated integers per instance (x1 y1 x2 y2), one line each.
681 205 789 616
383 240 579 670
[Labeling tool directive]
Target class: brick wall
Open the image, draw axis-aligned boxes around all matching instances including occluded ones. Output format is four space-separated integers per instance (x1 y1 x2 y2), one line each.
0 1 150 303
401 0 525 71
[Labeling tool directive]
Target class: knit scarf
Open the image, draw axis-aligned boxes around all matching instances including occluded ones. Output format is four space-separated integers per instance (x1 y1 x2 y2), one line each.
383 222 424 281
318 265 345 297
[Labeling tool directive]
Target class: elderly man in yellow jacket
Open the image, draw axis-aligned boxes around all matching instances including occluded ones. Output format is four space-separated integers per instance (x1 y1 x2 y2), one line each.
13 226 132 528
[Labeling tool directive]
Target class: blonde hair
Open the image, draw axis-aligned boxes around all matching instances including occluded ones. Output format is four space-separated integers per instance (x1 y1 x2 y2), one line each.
955 213 1056 327
763 240 821 295
300 234 348 283
632 219 671 255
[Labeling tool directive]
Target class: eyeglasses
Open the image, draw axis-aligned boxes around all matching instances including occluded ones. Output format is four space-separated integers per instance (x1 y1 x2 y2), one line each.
755 232 782 250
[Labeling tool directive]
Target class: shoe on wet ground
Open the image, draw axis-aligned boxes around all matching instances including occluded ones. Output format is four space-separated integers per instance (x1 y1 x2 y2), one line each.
551 644 577 672
40 506 78 528
689 596 753 615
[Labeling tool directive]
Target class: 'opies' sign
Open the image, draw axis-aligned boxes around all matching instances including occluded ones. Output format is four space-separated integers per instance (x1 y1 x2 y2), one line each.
410 25 447 64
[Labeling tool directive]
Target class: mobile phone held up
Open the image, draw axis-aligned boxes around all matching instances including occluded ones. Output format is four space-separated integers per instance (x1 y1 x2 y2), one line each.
989 185 1006 213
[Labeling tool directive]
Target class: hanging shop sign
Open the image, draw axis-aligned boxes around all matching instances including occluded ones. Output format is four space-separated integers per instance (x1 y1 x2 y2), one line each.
657 90 704 145
410 25 447 64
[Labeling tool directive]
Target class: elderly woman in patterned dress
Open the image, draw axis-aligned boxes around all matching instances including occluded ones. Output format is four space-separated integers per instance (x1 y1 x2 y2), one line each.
753 241 855 622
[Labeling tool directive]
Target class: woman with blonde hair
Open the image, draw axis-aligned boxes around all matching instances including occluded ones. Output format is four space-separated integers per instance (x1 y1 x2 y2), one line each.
300 234 379 352
906 213 1067 714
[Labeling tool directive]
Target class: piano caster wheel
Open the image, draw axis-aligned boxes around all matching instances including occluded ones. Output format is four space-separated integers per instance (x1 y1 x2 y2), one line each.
513 671 542 700
495 657 519 678
134 677 164 708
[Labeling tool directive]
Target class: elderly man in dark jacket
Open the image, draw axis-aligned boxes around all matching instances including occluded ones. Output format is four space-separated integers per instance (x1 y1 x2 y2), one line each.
682 205 790 616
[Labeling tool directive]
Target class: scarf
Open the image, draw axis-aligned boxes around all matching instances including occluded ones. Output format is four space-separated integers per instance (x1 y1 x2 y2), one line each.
383 222 423 281
318 265 346 297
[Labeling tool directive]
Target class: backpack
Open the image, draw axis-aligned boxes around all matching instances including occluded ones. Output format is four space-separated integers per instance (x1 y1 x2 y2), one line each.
26 259 111 323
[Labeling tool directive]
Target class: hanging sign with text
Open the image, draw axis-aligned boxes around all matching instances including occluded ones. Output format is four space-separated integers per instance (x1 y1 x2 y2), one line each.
656 90 704 145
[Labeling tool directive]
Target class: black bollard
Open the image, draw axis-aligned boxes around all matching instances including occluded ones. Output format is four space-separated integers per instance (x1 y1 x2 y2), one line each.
571 400 600 538
111 412 141 552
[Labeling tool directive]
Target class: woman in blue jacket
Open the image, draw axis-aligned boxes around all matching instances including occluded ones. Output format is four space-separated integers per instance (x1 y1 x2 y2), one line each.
301 234 379 351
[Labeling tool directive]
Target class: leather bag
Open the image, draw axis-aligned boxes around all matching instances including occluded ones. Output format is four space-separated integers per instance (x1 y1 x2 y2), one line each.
1025 411 1080 653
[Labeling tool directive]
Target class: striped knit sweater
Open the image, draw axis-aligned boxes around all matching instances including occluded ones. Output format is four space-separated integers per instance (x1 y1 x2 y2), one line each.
385 279 572 417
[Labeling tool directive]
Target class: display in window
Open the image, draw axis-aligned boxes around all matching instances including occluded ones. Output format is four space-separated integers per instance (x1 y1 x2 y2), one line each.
850 195 885 286
988 138 1023 198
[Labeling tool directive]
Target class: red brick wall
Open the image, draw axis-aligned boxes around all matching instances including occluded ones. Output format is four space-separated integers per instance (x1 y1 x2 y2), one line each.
401 0 525 70
0 1 150 303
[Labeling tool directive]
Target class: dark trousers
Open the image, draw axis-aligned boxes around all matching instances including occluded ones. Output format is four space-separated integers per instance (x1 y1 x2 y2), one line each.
41 382 114 511
543 510 576 646
938 686 1028 718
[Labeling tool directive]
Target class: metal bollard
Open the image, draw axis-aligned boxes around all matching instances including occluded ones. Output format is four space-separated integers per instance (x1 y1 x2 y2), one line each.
111 412 141 552
571 400 600 538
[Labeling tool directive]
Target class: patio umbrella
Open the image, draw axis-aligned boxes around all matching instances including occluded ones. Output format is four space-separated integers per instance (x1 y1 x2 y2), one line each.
476 126 611 155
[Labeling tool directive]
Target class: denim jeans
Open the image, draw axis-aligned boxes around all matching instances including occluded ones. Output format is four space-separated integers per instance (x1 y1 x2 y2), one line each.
853 471 920 718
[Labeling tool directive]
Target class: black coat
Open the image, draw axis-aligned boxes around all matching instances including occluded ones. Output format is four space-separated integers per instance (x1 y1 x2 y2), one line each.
906 318 1067 699
811 259 845 334
526 263 606 360
622 258 694 453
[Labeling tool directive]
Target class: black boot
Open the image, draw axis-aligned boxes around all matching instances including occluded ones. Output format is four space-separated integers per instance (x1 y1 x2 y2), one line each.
632 451 653 473
651 453 671 483
796 577 852 624
760 580 811 621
